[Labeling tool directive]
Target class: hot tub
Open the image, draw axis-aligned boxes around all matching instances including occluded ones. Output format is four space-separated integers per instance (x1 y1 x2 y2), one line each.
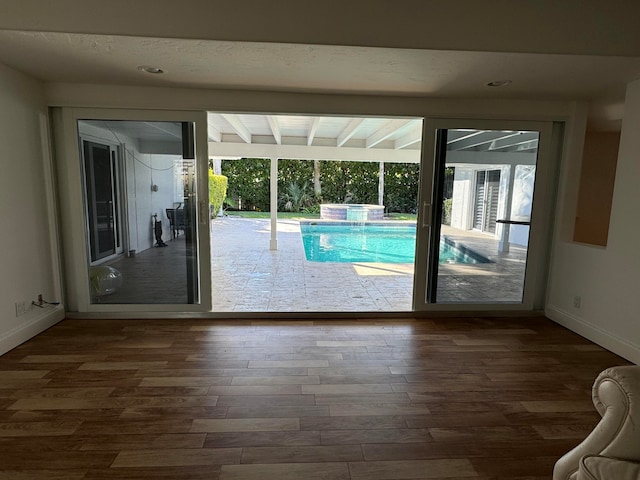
320 204 385 221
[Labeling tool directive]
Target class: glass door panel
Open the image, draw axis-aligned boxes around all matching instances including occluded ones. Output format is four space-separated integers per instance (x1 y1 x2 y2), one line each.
83 141 118 261
417 121 552 308
78 119 203 305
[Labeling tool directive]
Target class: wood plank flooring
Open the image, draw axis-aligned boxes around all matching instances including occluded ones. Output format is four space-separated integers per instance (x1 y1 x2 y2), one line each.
0 316 628 479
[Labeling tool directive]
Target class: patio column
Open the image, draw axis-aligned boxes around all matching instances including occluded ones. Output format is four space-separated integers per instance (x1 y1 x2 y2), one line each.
499 165 517 253
378 161 384 206
270 157 278 250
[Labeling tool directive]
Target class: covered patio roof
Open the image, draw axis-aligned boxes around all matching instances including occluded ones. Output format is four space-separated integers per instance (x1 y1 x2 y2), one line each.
207 113 539 163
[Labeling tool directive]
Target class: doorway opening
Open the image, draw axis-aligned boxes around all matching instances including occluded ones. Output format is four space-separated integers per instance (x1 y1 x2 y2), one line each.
207 113 423 312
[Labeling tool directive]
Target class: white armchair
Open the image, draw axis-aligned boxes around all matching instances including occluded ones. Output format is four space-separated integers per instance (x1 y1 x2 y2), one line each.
553 365 640 480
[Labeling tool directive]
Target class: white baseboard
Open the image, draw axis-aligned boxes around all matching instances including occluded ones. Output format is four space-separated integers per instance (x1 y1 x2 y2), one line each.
0 305 65 356
546 305 640 365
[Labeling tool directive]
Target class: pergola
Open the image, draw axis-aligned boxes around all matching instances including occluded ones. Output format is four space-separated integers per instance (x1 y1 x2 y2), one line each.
206 113 538 249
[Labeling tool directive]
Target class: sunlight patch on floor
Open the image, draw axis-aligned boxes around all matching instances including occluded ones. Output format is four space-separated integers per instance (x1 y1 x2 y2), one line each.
351 263 414 276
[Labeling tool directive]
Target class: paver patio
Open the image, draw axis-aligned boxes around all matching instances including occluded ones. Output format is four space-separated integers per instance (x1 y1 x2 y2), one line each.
210 217 527 312
211 217 414 312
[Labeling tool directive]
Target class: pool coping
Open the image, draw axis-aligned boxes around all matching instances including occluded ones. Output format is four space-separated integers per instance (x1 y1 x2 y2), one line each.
299 220 416 227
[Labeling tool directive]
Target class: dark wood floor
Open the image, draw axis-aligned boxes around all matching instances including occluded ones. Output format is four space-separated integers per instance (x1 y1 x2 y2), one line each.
0 316 628 479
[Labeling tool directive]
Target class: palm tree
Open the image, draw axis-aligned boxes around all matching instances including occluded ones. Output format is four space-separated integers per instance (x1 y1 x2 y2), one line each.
279 182 313 212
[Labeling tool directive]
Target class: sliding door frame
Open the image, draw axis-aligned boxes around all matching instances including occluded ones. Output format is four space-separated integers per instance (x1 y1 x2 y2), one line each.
54 107 211 313
413 118 556 312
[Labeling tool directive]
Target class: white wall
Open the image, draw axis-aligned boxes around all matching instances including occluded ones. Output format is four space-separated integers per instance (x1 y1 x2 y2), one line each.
129 152 180 251
450 167 474 230
546 79 640 365
0 63 64 355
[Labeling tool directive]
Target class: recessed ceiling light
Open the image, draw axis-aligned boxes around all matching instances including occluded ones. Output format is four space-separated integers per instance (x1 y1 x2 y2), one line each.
138 65 165 74
486 80 512 87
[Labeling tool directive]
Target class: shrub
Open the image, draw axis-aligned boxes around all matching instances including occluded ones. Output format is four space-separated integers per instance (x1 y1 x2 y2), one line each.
279 182 313 212
208 171 228 217
442 198 453 225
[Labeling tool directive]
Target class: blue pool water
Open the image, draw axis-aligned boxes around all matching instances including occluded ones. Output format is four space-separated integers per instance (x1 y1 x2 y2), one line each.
299 222 489 264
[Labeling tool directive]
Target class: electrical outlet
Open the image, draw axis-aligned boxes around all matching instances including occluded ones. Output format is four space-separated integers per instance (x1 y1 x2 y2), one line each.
14 300 29 317
573 295 582 309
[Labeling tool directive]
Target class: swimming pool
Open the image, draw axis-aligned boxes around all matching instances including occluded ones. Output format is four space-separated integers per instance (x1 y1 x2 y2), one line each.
299 222 490 264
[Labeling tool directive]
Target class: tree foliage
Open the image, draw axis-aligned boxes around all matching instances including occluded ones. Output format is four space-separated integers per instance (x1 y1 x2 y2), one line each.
277 159 315 193
383 163 420 213
221 158 270 211
319 161 379 204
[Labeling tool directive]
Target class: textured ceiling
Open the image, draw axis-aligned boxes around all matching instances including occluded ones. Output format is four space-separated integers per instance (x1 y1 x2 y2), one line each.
1 1 639 129
0 31 638 103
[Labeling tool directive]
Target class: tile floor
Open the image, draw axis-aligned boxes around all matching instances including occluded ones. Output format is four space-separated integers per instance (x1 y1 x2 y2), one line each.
100 235 189 304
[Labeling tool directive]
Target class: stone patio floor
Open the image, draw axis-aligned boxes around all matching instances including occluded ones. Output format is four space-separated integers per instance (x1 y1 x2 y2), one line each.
210 217 527 312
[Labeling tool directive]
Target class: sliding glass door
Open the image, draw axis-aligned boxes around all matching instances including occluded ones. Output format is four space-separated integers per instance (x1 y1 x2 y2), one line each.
414 119 555 310
83 140 121 262
54 109 211 313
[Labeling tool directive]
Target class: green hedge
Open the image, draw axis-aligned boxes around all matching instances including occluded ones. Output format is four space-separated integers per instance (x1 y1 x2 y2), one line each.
383 163 420 213
221 158 270 211
208 171 228 217
221 158 424 213
319 161 379 204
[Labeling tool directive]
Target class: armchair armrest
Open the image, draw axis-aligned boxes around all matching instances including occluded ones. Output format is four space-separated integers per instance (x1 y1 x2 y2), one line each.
577 455 640 480
553 365 640 480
